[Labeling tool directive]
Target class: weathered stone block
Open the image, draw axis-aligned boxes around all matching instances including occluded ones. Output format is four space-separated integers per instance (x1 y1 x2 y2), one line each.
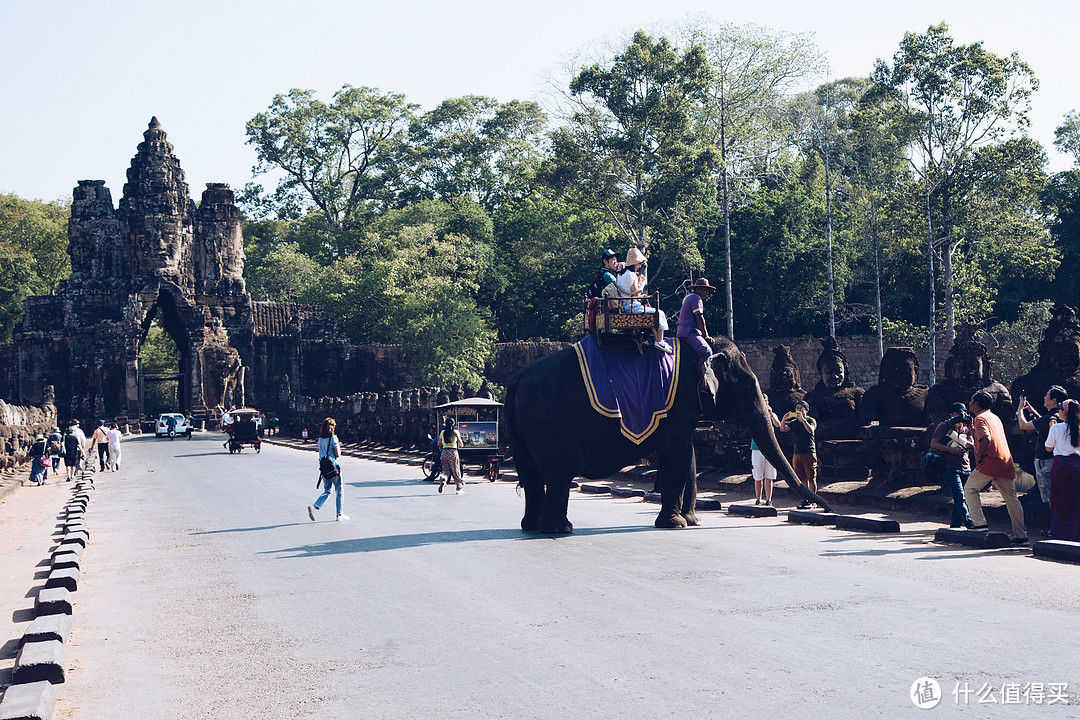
1032 539 1080 563
45 568 78 592
695 498 722 511
63 530 88 547
11 641 65 685
0 679 55 720
51 542 82 559
51 552 80 571
786 509 839 525
579 483 612 495
22 614 72 645
34 588 72 616
934 528 1012 549
834 514 901 533
727 503 778 518
611 486 646 498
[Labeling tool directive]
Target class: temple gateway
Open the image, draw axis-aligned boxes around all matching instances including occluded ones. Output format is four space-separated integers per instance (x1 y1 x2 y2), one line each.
0 118 403 425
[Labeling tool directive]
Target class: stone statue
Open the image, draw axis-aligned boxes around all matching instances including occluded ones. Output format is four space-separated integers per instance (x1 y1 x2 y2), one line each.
804 337 864 441
765 345 805 415
859 347 929 427
925 324 1012 425
477 379 495 400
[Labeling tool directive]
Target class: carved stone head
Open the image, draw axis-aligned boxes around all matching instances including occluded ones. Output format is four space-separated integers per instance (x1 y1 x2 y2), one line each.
1039 304 1080 377
879 347 919 391
944 325 992 385
770 345 801 392
816 337 853 390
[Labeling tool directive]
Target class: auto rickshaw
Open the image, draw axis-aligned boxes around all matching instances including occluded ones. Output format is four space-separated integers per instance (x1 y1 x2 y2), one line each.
426 398 504 481
224 408 263 454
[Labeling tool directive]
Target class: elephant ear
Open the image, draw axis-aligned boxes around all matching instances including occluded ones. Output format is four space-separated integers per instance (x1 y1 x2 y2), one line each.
699 353 720 402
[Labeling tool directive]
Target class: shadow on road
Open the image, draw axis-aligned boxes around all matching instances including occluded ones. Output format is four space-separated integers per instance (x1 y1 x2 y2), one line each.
261 525 658 558
190 522 312 535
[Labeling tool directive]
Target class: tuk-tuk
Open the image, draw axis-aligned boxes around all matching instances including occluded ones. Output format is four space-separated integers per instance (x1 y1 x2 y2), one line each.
432 398 504 480
224 407 262 454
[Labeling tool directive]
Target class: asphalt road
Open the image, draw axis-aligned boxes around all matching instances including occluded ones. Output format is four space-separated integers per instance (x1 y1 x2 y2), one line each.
36 434 1080 718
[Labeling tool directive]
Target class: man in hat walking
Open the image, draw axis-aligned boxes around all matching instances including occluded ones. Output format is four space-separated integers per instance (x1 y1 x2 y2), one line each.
677 278 717 383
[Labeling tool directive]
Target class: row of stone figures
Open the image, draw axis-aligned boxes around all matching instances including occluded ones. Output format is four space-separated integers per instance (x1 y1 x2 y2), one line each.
280 380 497 447
754 305 1080 488
0 391 59 474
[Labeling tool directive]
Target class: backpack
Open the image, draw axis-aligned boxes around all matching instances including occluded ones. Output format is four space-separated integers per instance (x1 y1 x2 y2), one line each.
921 448 945 477
49 438 62 454
587 270 613 299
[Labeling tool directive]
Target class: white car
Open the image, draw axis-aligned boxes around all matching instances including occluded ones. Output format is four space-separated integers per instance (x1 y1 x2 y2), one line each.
155 413 192 437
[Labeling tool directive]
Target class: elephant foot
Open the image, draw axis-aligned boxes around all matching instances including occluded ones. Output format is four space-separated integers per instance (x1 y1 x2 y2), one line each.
538 516 574 534
654 512 688 529
521 515 539 532
683 511 701 526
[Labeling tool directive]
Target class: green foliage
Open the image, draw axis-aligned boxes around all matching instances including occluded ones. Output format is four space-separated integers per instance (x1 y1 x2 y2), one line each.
1054 111 1080 167
987 300 1054 384
0 193 71 342
139 324 181 414
875 318 931 349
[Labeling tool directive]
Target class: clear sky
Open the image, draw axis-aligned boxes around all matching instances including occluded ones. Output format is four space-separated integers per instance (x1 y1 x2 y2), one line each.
1 0 1076 203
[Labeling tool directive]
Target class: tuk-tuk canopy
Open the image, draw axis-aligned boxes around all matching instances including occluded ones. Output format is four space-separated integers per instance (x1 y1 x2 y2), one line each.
434 398 503 410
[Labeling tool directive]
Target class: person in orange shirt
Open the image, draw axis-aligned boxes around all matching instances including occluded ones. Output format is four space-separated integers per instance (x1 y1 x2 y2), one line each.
964 391 1028 545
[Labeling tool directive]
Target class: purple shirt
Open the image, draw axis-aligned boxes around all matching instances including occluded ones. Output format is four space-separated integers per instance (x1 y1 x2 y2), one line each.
677 293 703 338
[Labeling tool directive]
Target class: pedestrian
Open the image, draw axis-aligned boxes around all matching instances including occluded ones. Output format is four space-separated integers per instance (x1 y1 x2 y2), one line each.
88 420 109 472
929 402 975 528
1043 398 1080 541
47 426 63 480
676 278 717 388
438 417 465 494
64 419 86 481
308 417 347 521
751 393 781 506
28 434 48 485
965 391 1028 545
268 415 279 436
1016 385 1066 508
780 399 818 509
107 423 122 471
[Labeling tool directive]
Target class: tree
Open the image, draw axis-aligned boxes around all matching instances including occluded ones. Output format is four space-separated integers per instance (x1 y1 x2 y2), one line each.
243 85 417 251
871 23 1038 379
1054 110 1080 166
542 30 714 280
392 96 547 212
0 193 71 342
684 20 825 338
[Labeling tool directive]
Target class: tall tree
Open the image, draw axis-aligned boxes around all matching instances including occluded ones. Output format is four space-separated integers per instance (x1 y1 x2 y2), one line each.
542 30 713 281
871 23 1038 379
1054 110 1080 166
243 85 417 250
0 193 71 342
684 20 825 338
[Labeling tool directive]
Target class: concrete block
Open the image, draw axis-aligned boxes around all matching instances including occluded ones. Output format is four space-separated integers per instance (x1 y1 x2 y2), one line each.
63 530 88 547
51 542 82 560
727 503 778 518
579 483 612 494
695 498 722 511
834 514 901 533
50 553 80 571
787 509 839 525
934 528 1012 549
0 680 55 720
44 568 78 592
22 614 72 645
62 517 84 531
612 486 647 498
1032 539 1080 563
644 492 662 504
34 588 72 616
11 640 65 684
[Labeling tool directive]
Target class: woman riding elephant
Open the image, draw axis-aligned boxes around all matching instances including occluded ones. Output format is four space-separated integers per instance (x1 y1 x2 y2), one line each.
506 335 831 533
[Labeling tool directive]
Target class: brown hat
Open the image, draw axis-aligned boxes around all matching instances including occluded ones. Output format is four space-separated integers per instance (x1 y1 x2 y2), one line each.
624 247 647 266
690 278 717 292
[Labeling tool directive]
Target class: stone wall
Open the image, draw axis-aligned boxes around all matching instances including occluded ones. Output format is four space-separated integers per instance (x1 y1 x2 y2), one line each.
0 397 58 472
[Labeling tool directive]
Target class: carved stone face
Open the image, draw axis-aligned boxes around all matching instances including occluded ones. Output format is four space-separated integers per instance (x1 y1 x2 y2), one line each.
1050 337 1080 376
773 365 796 391
883 354 917 391
954 354 985 384
821 358 846 389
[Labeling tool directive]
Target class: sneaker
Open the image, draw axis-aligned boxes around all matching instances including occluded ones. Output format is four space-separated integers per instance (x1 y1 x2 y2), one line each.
456 487 464 495
307 505 315 521
654 340 673 354
1011 537 1028 546
969 525 989 532
796 501 812 510
337 514 349 522
963 519 976 529
764 500 773 507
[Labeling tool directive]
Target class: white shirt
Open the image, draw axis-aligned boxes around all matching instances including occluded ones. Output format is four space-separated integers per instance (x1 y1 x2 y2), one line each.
1045 421 1080 456
107 428 122 445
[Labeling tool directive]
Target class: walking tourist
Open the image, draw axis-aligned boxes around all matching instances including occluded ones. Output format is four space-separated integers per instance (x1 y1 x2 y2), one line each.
1044 399 1080 541
751 394 780 506
47 426 63 480
1017 385 1066 507
64 419 85 481
780 400 818 509
308 417 347 521
965 391 1028 545
107 423 122 471
89 420 109 472
28 434 48 486
438 417 465 494
929 402 975 528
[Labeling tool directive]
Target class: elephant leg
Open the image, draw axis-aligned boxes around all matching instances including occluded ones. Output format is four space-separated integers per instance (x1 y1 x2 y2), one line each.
680 444 700 526
655 439 695 529
537 475 574 534
520 475 544 531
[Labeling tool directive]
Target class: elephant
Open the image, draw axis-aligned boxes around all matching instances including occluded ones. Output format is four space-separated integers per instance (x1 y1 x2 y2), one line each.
505 336 833 533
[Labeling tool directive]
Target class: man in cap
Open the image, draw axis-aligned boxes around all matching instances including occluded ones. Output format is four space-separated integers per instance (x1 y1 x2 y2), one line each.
588 249 622 299
677 278 717 385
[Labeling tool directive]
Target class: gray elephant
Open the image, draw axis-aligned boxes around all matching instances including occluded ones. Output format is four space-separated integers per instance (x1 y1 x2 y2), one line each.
506 337 832 533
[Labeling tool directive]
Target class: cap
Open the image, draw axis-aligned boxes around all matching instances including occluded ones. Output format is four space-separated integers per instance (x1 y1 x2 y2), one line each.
948 402 968 415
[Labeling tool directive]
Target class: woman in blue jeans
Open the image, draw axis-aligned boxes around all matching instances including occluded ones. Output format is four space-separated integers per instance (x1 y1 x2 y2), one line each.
308 417 348 522
930 405 975 528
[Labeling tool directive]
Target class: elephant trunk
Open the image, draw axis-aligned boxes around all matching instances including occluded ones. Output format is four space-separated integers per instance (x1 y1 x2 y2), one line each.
746 403 834 513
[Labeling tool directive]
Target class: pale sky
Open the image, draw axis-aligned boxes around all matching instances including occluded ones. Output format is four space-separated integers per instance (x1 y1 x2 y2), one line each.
1 0 1076 203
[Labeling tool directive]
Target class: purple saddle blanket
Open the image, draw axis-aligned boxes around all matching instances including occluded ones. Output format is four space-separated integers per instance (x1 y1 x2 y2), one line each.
573 334 681 444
